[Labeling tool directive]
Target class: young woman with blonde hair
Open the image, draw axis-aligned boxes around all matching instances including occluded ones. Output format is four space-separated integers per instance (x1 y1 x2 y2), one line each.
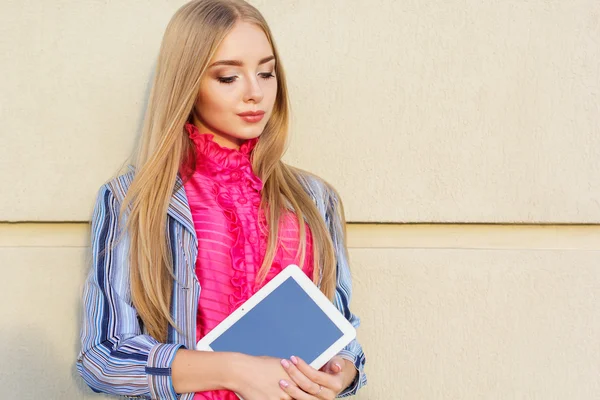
76 1 366 398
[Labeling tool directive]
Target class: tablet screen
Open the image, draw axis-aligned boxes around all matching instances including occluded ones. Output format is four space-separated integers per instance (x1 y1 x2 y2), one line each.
209 276 344 364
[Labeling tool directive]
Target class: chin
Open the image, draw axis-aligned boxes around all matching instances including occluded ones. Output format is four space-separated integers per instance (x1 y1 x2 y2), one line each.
236 125 266 140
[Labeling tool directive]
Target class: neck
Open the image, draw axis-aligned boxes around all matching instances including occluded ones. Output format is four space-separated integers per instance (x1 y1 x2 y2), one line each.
190 116 243 150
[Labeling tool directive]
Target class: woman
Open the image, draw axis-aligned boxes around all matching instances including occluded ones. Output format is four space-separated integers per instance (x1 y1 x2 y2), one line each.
76 1 366 399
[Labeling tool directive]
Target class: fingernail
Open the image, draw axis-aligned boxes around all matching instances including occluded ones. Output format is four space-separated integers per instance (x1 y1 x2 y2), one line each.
290 355 298 365
335 362 342 370
281 359 290 368
280 379 289 388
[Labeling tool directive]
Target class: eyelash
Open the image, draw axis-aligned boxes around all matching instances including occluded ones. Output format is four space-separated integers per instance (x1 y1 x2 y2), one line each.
217 72 275 84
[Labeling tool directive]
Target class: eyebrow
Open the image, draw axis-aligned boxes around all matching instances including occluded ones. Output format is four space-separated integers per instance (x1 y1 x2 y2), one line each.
209 55 276 68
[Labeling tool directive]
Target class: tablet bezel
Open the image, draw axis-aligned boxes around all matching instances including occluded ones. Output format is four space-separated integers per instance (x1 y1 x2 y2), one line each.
196 264 356 369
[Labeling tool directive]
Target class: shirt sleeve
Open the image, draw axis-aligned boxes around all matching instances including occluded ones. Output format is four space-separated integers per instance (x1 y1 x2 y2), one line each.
76 184 185 399
324 185 368 397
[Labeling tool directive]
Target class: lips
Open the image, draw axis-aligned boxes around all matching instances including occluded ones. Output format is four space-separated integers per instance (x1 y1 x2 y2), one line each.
237 110 265 123
237 111 265 117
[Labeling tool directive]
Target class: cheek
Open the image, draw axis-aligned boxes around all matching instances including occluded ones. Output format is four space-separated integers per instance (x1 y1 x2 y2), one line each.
265 81 278 108
196 83 236 115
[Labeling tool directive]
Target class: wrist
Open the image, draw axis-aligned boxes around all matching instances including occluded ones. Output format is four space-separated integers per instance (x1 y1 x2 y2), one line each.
172 350 247 393
223 352 249 392
341 359 358 390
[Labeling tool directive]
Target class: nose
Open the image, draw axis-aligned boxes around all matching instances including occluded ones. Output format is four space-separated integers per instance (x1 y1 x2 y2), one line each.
242 75 264 104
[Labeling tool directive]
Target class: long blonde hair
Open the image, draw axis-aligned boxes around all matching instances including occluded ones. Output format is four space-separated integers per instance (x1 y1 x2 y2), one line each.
120 0 339 342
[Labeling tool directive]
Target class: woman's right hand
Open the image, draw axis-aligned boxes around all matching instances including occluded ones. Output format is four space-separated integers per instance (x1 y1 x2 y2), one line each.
229 354 298 400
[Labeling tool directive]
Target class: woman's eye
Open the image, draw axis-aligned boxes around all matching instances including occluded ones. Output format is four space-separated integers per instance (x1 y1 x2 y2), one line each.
259 72 275 80
217 76 236 84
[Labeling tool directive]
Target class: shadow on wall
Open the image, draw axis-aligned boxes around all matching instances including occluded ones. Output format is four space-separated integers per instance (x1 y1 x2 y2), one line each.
110 62 156 178
0 238 112 398
0 326 108 398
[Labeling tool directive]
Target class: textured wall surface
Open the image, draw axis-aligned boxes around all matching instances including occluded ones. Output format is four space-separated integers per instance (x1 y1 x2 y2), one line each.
1 0 599 399
1 0 599 222
1 225 599 398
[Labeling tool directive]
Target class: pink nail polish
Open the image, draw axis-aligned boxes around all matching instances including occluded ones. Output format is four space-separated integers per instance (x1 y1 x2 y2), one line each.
290 355 298 365
281 359 290 368
335 362 342 371
280 379 289 388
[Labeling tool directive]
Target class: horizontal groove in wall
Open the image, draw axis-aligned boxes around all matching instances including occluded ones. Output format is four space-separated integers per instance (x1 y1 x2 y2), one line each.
0 223 89 248
346 224 600 251
0 223 600 251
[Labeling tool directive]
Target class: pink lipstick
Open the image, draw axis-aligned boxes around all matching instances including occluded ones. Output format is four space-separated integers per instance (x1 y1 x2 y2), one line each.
237 110 265 123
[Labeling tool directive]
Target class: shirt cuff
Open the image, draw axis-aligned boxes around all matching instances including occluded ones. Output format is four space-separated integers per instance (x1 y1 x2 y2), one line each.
146 342 186 399
336 349 367 397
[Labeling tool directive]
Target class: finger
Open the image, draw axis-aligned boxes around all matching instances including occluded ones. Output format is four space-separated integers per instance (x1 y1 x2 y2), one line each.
275 385 294 400
280 379 316 400
323 356 344 374
291 356 344 395
290 356 338 387
281 358 322 395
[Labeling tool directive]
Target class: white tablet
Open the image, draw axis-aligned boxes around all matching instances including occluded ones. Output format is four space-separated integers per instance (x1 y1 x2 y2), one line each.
196 264 356 370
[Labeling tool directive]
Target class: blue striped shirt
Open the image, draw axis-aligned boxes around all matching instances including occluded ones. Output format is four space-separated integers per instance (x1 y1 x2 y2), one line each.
76 167 367 399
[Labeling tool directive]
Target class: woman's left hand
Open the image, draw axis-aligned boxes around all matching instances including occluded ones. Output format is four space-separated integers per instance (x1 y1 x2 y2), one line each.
278 355 348 399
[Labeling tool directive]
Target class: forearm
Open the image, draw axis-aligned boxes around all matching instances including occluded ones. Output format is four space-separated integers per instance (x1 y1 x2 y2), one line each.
171 349 244 393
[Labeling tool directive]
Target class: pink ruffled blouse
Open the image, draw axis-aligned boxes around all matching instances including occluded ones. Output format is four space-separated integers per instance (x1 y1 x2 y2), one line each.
180 123 314 400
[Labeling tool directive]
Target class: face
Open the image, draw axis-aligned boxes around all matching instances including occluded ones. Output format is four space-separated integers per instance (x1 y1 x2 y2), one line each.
192 21 278 149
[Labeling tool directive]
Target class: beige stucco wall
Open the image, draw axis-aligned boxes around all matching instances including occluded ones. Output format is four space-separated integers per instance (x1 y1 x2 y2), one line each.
1 0 599 399
1 224 599 398
1 0 599 222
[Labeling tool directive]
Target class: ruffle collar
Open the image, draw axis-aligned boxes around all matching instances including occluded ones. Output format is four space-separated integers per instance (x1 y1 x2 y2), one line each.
184 122 263 191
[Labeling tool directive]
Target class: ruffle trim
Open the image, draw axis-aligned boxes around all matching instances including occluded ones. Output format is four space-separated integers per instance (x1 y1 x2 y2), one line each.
184 123 263 191
211 182 263 311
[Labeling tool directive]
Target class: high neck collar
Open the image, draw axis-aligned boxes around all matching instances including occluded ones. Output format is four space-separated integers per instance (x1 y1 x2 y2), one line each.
185 122 258 164
182 122 263 190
